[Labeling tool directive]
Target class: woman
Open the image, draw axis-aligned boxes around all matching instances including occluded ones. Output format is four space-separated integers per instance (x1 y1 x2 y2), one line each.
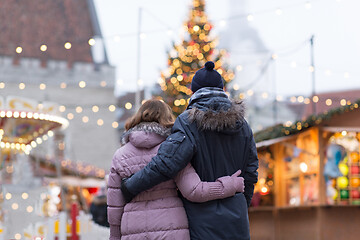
107 99 244 240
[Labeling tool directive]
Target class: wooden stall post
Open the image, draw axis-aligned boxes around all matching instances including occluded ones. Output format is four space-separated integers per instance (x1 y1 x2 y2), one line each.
318 127 327 205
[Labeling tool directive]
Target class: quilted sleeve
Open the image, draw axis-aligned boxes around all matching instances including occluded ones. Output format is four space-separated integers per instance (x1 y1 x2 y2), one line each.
107 151 127 239
175 164 244 202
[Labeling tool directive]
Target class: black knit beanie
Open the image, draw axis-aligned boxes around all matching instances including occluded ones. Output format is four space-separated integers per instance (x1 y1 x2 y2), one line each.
191 61 224 93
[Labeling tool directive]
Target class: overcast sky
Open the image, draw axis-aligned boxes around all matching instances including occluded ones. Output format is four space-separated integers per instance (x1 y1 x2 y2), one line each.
94 0 360 98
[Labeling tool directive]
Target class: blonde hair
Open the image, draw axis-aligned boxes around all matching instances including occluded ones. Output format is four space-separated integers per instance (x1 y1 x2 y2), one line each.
125 99 175 130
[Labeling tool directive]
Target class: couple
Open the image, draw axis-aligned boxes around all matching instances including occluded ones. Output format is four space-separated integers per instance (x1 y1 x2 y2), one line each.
107 61 259 240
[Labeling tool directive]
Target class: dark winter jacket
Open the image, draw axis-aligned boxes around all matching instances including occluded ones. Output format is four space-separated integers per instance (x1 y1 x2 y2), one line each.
90 195 110 227
121 87 259 240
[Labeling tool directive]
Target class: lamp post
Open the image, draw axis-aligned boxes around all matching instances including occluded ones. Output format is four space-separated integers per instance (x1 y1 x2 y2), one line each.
310 35 316 115
135 7 142 111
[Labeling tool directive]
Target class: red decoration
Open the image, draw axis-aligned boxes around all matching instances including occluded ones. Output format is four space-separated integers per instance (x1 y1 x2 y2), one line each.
351 166 360 175
351 190 360 199
87 187 98 194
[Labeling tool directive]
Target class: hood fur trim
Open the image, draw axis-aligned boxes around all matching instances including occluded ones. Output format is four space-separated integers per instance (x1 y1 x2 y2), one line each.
120 122 171 146
187 100 245 131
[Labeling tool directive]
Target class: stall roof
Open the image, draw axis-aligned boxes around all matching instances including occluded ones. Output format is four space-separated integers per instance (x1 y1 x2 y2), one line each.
254 99 360 144
256 135 294 149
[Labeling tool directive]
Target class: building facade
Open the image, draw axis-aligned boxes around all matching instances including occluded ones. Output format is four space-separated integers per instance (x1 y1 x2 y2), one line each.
0 0 117 170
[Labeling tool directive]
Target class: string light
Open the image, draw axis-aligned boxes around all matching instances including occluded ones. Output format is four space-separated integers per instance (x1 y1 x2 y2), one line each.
92 105 99 112
64 42 72 49
2 0 346 56
219 20 227 27
125 102 132 110
300 162 308 172
75 106 83 113
16 47 23 54
326 99 333 106
14 233 22 240
100 81 107 87
247 89 254 96
59 105 66 112
108 105 116 112
22 193 29 200
1 2 356 127
0 82 5 88
271 54 278 60
79 81 86 88
67 113 74 120
247 14 254 22
297 96 304 103
82 116 89 123
324 70 332 76
5 193 12 200
60 82 67 89
112 121 119 128
40 44 47 52
88 38 96 46
19 83 26 90
26 206 34 213
11 203 19 210
97 119 104 126
39 83 46 90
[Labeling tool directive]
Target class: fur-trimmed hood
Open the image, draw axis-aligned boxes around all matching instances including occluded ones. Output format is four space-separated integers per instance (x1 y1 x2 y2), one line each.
120 122 171 146
187 87 245 131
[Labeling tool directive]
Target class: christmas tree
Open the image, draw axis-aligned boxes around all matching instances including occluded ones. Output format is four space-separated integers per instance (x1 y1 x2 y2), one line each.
158 0 234 115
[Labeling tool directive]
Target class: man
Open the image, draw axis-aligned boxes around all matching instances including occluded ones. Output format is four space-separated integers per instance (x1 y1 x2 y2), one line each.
120 61 258 240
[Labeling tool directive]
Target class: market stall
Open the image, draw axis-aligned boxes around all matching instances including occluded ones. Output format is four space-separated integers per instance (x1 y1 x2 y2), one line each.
250 99 360 240
0 96 69 239
0 96 108 239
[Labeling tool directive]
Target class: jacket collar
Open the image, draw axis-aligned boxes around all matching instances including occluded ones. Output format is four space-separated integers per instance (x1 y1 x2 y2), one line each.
188 87 230 111
120 122 171 146
186 87 245 132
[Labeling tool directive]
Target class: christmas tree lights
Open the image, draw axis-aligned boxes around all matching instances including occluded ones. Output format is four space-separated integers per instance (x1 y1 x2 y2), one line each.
158 0 234 115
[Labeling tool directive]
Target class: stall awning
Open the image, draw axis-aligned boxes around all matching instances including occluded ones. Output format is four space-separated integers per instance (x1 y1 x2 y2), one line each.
43 176 105 187
256 135 294 149
323 127 360 132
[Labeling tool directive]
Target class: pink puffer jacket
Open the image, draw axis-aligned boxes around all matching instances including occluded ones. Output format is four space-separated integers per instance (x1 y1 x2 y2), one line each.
107 123 244 240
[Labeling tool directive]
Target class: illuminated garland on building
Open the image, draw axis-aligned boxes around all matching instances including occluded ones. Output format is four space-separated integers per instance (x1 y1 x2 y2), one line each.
254 99 360 143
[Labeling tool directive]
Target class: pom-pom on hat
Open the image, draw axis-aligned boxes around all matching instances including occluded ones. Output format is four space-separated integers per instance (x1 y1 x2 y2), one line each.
191 61 224 93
